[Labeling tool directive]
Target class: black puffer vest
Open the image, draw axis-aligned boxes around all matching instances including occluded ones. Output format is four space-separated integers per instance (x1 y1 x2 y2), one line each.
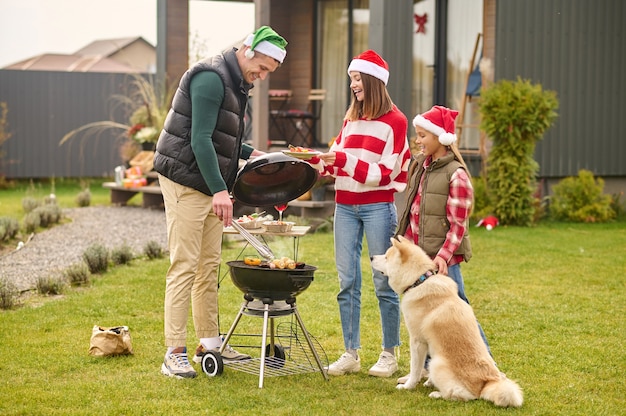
153 48 251 195
397 152 472 262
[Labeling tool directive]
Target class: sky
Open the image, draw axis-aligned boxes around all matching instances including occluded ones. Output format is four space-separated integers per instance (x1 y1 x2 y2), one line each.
0 0 256 68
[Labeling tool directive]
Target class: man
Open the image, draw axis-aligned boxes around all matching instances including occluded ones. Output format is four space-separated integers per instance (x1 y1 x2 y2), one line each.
153 26 288 379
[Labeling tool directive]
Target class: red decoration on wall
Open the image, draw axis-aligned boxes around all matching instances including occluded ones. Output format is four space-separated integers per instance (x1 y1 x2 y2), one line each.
414 13 428 34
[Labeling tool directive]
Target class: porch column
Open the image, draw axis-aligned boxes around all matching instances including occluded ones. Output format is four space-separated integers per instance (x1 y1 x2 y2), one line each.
156 0 189 88
368 0 413 127
251 0 272 151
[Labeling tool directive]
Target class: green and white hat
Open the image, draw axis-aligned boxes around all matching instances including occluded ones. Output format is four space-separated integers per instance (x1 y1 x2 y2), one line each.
243 26 288 63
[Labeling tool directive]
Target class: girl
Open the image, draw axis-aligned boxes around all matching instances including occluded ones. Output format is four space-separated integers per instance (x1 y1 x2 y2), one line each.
313 50 411 377
396 105 492 383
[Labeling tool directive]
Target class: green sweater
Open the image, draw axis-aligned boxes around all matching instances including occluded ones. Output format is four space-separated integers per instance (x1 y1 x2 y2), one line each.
189 71 254 194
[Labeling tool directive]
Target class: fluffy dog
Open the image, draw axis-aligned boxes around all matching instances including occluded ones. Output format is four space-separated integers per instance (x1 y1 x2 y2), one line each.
371 236 523 407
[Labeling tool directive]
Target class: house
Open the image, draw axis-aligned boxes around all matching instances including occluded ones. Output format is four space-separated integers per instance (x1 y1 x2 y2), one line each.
1 0 624 205
3 37 155 73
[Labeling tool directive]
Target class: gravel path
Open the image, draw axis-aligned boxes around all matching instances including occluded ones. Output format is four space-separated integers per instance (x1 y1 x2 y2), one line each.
0 206 168 292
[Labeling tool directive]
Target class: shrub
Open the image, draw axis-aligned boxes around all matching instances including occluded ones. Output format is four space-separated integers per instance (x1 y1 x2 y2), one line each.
83 243 109 274
32 205 61 228
0 216 19 243
479 77 559 226
610 192 625 219
549 170 616 223
144 240 164 259
33 204 63 228
470 176 492 222
75 189 91 207
23 211 41 233
111 244 134 265
22 197 40 213
44 193 57 205
36 275 66 296
64 263 91 286
0 275 18 310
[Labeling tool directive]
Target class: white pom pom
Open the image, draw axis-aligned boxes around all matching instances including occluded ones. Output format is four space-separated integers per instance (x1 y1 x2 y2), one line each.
486 224 493 231
438 132 456 146
244 49 255 59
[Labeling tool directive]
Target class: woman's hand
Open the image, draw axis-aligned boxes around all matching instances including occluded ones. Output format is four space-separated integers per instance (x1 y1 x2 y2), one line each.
318 152 336 165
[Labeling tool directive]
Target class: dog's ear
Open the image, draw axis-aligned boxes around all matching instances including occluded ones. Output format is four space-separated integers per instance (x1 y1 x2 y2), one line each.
397 235 409 244
390 236 400 247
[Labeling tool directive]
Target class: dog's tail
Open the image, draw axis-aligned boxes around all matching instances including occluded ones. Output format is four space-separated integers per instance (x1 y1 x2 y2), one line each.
480 373 523 408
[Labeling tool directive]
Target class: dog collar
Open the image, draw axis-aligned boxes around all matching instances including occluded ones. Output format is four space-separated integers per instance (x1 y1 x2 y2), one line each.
403 270 436 294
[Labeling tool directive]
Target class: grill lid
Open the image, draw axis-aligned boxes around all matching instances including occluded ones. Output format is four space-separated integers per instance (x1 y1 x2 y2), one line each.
232 152 318 206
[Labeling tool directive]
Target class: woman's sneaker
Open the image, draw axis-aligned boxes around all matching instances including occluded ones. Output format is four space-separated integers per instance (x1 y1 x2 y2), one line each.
326 352 361 376
368 351 398 377
161 347 197 379
192 343 251 363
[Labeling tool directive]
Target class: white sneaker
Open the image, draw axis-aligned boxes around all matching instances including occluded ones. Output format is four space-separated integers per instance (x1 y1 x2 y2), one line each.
161 348 197 379
368 351 398 377
326 352 361 376
192 343 251 363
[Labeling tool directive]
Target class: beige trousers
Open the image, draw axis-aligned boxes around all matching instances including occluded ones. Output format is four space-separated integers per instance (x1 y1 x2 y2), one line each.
159 175 223 347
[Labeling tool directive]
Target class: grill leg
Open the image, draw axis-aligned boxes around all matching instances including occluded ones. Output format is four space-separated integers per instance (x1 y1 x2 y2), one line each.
220 301 247 352
293 306 329 381
258 303 271 388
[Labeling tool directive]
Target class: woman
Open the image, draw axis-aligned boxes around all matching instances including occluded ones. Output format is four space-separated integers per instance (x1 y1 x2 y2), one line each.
395 106 492 384
312 50 411 377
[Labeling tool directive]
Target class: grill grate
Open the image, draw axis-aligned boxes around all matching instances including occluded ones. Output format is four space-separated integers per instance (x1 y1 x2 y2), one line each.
224 322 328 378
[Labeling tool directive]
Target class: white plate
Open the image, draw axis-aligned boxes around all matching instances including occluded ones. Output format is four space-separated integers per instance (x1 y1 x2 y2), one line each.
281 150 321 160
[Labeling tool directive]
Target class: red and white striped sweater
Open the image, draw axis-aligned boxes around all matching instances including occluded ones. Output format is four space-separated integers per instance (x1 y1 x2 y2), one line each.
313 105 411 205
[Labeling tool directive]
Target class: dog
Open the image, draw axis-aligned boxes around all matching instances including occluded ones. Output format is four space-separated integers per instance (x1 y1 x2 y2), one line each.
371 235 523 407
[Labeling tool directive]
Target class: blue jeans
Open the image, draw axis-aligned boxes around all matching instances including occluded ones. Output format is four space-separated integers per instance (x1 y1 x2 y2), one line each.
446 263 492 356
334 202 400 350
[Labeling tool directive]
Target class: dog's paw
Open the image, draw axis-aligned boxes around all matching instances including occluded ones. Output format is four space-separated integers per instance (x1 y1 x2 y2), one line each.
429 391 443 399
396 374 410 384
423 377 434 387
397 379 418 390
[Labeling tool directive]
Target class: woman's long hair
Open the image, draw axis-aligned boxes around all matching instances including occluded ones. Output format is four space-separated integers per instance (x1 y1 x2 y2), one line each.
345 73 394 121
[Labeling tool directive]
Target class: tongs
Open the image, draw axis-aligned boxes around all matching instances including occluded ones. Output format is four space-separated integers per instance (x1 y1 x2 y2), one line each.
230 220 275 261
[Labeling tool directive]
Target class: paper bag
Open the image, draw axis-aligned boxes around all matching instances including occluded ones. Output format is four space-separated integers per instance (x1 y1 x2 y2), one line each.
89 325 133 356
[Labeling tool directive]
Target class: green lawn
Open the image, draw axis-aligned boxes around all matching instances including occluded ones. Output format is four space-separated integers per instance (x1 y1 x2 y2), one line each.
0 178 122 219
1 215 624 415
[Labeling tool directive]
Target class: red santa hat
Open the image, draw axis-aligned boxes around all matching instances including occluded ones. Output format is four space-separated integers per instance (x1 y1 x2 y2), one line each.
347 50 390 85
412 105 458 146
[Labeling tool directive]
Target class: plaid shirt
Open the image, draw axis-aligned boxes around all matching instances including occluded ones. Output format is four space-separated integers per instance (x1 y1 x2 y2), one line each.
405 157 473 265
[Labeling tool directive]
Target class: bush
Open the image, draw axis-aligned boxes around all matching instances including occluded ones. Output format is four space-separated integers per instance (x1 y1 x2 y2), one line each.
470 176 492 223
22 197 40 213
32 204 62 228
0 275 18 310
143 240 163 260
63 263 91 286
83 243 109 274
0 217 19 243
36 275 66 296
549 170 616 223
23 211 41 233
111 244 134 265
76 189 91 207
479 77 559 226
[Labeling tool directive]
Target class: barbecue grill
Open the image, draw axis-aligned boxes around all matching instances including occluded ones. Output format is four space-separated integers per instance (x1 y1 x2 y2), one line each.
199 153 329 388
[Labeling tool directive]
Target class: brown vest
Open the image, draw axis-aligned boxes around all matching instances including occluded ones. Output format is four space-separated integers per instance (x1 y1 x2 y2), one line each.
397 152 472 262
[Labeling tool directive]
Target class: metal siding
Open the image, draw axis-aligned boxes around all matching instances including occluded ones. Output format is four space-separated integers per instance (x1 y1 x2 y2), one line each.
0 70 130 178
495 0 625 178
